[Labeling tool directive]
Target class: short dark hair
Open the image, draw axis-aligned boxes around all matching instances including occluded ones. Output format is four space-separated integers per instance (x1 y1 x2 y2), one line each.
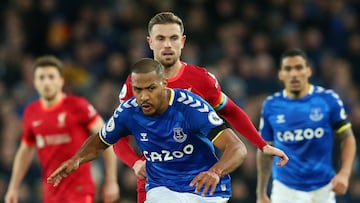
148 12 184 35
33 55 63 76
280 48 309 66
132 58 164 78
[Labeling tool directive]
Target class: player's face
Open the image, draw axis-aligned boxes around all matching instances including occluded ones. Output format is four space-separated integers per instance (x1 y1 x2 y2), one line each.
34 66 64 101
147 23 186 68
132 71 168 116
279 56 312 98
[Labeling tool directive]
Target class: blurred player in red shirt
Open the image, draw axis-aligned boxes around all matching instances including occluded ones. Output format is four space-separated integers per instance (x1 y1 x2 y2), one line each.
5 56 120 203
113 12 288 203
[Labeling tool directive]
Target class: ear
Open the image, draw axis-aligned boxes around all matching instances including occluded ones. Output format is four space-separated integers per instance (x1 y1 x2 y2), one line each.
307 66 313 77
147 36 153 50
278 69 283 81
60 77 65 88
180 35 186 49
163 78 168 87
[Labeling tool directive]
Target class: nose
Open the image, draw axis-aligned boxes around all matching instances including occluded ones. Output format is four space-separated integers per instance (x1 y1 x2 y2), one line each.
140 92 149 101
289 68 298 77
164 39 171 47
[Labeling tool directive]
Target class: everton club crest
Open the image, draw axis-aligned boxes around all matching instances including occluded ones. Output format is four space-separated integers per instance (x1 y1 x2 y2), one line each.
173 128 187 143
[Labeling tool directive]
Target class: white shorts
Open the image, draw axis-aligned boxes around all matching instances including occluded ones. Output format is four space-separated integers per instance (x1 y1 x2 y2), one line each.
271 180 336 203
145 186 229 203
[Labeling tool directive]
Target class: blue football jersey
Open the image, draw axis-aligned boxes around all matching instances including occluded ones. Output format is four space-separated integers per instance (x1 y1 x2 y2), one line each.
259 85 351 191
100 88 232 197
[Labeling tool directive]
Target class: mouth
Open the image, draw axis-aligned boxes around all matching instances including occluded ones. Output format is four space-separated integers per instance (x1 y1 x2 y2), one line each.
162 51 174 57
141 103 152 112
290 80 301 88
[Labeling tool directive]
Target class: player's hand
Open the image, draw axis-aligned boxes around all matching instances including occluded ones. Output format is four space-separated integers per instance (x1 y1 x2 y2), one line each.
262 145 289 166
102 180 120 203
47 158 80 187
256 195 271 203
331 171 350 195
132 159 146 179
189 170 220 196
4 189 18 203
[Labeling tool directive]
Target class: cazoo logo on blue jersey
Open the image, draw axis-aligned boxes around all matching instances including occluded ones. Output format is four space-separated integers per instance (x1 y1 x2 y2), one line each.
143 144 194 162
277 127 325 142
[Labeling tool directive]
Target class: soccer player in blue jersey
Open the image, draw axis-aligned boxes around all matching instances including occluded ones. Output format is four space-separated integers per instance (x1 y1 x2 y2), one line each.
256 48 356 203
47 58 261 203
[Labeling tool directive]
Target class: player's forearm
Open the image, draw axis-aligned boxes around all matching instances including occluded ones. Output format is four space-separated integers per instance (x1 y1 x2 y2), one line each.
210 139 247 176
75 134 108 164
218 98 267 149
102 146 118 182
256 149 273 197
8 145 34 190
339 129 356 176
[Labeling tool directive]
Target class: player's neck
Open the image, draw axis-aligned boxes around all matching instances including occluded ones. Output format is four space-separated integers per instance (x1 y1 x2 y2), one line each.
41 92 65 107
157 88 171 115
164 60 182 79
286 84 312 99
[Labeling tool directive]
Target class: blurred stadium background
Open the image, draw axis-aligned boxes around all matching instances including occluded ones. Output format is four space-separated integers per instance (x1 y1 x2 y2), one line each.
0 0 359 202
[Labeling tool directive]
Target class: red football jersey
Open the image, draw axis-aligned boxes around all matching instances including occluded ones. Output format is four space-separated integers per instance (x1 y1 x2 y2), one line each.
119 62 224 108
22 94 100 202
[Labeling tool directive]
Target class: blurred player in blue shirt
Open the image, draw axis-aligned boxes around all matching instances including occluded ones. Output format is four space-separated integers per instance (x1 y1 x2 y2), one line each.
256 48 356 203
47 58 260 203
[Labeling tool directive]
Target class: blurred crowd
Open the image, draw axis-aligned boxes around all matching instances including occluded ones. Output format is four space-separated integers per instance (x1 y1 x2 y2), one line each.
0 0 359 202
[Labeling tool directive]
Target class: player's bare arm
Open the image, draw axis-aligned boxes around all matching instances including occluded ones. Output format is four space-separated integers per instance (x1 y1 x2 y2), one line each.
47 133 109 186
332 128 356 195
90 118 120 202
262 144 288 166
216 96 289 164
5 144 35 203
256 142 274 203
190 128 247 197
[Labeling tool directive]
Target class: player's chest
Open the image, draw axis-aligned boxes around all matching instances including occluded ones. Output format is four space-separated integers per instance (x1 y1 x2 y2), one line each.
268 100 330 129
29 110 79 133
132 115 191 145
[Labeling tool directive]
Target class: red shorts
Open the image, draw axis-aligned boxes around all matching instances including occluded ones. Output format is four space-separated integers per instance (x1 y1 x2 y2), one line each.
44 194 94 203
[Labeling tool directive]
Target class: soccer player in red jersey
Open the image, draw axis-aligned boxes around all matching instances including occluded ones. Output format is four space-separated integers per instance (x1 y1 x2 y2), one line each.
113 12 289 203
5 56 120 203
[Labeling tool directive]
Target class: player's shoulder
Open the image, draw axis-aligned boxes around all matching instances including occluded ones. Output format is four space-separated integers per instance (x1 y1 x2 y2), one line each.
116 97 138 113
172 88 210 109
263 90 283 104
312 85 341 100
183 62 208 74
64 94 90 105
24 99 41 112
312 85 335 95
173 88 203 100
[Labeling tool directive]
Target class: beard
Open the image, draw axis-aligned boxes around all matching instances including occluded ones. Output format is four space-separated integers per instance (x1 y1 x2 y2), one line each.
290 90 301 98
42 90 58 102
158 56 176 68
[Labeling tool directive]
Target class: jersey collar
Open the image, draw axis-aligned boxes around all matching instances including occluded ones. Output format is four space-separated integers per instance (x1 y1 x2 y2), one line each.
168 88 175 106
283 85 314 99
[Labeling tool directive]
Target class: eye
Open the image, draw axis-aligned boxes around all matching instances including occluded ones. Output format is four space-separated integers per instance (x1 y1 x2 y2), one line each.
282 66 291 72
295 65 304 71
133 87 141 93
156 36 165 41
171 35 179 41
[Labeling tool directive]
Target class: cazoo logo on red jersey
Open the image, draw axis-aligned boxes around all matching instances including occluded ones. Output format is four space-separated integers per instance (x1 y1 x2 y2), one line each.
277 127 325 142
